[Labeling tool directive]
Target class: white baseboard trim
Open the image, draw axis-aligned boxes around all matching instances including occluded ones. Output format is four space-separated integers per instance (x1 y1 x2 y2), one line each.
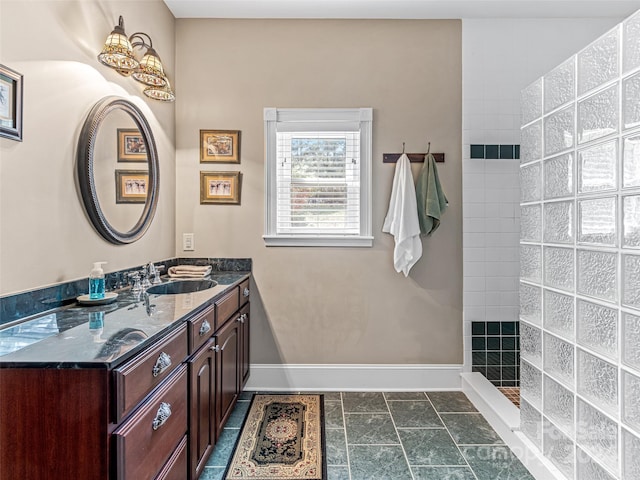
461 372 566 480
245 364 463 391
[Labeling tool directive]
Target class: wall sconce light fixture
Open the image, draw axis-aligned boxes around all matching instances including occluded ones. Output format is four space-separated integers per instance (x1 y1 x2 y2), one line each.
98 16 175 102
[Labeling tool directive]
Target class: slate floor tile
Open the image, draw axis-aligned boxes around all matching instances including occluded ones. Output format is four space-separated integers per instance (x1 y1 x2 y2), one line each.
461 446 536 480
225 400 251 428
348 445 412 480
207 391 535 480
384 391 428 400
440 413 505 445
342 392 388 413
327 465 350 480
411 466 477 480
324 401 345 428
428 392 478 413
345 413 399 444
388 400 443 428
326 428 348 465
199 466 225 480
398 428 466 465
206 428 241 467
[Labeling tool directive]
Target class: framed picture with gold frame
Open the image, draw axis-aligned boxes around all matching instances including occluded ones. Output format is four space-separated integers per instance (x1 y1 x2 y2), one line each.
0 64 23 142
200 129 240 163
200 171 242 205
115 170 148 204
117 128 147 162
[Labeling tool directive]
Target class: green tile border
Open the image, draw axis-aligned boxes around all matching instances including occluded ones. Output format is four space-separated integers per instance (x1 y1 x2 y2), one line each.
470 144 520 159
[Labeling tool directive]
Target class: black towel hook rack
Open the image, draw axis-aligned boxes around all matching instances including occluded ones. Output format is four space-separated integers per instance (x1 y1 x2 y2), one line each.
383 140 444 163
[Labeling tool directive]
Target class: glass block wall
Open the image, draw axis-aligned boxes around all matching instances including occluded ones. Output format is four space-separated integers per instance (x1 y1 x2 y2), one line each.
519 11 640 480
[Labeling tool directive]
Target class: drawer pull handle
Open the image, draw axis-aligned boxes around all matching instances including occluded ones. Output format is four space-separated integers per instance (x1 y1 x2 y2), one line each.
210 345 221 353
243 288 250 297
152 402 172 430
152 352 172 377
237 314 246 324
199 320 212 336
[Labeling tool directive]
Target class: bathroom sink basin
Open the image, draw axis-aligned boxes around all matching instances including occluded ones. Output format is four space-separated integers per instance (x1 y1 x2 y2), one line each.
146 279 217 295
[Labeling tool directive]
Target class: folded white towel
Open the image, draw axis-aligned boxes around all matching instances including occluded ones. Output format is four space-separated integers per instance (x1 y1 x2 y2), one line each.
382 153 422 276
168 265 212 278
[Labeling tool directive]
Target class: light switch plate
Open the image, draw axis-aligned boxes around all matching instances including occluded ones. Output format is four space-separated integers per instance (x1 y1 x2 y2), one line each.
183 233 194 251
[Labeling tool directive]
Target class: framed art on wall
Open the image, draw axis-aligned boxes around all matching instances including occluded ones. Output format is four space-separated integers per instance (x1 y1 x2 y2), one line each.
0 64 23 142
115 170 149 203
200 171 242 204
200 130 240 163
117 128 147 162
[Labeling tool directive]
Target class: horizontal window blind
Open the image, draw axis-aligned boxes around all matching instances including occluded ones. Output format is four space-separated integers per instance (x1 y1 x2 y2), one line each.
276 131 360 235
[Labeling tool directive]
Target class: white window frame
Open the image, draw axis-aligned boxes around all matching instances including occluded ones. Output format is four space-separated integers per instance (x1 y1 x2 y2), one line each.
264 107 373 247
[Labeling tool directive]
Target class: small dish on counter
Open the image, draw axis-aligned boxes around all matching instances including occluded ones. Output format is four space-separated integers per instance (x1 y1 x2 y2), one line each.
76 292 119 305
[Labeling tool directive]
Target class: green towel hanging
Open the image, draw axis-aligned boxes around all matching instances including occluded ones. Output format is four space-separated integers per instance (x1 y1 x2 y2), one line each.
415 152 448 235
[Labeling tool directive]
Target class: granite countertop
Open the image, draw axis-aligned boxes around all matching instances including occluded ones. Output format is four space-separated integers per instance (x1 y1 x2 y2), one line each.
0 271 250 369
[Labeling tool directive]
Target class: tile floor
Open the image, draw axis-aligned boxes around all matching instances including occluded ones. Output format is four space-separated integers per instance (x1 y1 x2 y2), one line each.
497 387 521 408
200 391 536 480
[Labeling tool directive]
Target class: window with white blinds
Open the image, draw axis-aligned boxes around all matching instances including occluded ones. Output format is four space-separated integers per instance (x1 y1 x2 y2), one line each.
264 108 373 247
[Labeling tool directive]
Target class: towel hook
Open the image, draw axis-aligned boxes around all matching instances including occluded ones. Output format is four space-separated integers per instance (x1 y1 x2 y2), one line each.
402 142 405 154
426 142 431 155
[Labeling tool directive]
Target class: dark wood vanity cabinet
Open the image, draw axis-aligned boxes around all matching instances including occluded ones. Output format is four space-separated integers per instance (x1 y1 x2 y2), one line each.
0 276 250 480
186 280 251 479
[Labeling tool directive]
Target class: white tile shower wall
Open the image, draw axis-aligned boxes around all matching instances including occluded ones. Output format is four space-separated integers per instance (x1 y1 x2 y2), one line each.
462 18 620 373
519 11 640 480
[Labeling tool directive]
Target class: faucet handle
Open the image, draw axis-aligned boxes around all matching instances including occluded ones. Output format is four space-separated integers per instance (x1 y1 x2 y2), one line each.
128 271 142 292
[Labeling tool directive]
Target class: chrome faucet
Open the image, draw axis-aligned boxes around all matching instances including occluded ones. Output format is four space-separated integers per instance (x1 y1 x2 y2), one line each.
147 262 164 285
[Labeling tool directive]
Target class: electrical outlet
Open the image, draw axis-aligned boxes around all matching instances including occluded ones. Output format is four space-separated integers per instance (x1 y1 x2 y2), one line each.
183 233 194 251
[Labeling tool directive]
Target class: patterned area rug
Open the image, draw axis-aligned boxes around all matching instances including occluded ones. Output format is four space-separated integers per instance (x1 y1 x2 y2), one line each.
225 394 326 479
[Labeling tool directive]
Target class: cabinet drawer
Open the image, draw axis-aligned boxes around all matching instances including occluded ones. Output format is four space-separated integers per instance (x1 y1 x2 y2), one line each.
239 278 250 306
114 365 188 480
215 288 239 329
155 435 187 480
114 324 188 423
189 304 215 354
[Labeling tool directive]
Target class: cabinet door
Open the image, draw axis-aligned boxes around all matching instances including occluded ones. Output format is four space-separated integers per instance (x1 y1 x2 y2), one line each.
238 303 250 387
215 317 240 438
188 340 216 480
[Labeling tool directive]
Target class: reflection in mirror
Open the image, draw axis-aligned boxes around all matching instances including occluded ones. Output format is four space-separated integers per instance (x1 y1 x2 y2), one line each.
77 96 159 244
94 110 148 233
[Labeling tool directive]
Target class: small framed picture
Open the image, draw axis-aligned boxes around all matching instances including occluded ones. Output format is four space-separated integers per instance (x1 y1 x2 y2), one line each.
200 130 240 163
0 64 23 142
117 128 147 162
200 171 242 205
115 170 149 204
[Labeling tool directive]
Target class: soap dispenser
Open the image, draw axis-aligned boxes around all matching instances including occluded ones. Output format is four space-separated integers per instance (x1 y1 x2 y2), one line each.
89 262 107 299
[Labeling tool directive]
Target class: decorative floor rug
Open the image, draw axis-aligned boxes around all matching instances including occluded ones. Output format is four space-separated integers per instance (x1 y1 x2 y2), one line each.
225 394 326 479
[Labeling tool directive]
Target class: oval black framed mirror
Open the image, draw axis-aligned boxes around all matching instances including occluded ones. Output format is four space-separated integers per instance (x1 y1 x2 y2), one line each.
77 96 159 244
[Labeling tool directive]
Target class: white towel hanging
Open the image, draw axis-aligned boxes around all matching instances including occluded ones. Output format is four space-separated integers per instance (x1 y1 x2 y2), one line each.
382 153 422 276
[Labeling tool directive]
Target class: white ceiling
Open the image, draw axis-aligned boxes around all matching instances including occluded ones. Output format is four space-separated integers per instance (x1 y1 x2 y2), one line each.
163 0 640 19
